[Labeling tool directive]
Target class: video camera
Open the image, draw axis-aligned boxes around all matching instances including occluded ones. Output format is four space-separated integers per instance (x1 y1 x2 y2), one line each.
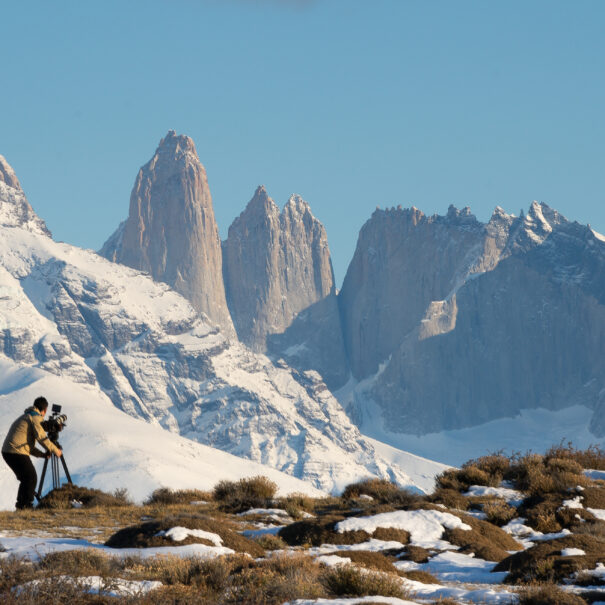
41 404 67 445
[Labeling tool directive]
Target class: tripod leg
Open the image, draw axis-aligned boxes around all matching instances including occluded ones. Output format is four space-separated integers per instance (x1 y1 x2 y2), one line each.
52 455 59 490
36 456 50 501
59 455 73 484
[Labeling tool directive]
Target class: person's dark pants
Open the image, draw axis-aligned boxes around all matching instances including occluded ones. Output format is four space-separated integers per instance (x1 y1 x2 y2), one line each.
2 452 37 509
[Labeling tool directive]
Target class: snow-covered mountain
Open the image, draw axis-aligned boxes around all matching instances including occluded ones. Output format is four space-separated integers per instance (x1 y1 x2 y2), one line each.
0 155 446 497
0 359 325 510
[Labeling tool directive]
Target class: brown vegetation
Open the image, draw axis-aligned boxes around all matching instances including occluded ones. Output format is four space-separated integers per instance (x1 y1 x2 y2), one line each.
278 515 371 547
495 534 605 584
37 484 132 509
341 478 423 508
105 514 264 557
517 583 588 605
321 564 410 599
322 550 397 573
212 476 278 513
144 488 211 506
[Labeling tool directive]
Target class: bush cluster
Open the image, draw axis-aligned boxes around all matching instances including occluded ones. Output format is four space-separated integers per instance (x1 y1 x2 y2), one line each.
212 476 277 513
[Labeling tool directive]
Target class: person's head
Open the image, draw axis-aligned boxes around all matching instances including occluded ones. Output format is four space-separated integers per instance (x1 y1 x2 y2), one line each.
33 397 49 414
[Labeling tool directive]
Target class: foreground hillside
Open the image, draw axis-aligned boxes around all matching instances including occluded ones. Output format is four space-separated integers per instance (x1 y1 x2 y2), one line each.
0 445 603 604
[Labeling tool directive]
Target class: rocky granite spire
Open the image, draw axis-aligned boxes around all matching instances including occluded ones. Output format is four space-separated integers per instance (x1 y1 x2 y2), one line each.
0 155 51 236
101 131 234 335
223 186 348 387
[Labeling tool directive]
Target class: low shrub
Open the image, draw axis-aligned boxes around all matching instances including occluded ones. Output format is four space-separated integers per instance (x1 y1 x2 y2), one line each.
444 514 522 562
229 553 325 604
39 549 119 577
517 583 588 605
341 478 422 508
213 476 277 513
36 484 132 509
545 442 605 471
435 469 464 491
278 516 370 547
581 486 605 509
253 534 287 551
398 569 440 584
321 564 410 599
371 527 410 544
399 545 431 563
323 550 397 573
428 487 469 510
495 534 605 584
105 514 265 557
483 499 517 526
468 453 511 478
145 488 211 506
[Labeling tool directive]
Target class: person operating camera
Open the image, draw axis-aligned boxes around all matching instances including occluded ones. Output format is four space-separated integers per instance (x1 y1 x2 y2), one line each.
2 397 62 510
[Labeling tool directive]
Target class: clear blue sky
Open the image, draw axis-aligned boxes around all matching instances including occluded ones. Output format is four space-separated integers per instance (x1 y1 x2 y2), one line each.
2 0 604 284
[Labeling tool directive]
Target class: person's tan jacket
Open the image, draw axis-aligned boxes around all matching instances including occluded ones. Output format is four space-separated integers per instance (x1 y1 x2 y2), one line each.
2 407 61 457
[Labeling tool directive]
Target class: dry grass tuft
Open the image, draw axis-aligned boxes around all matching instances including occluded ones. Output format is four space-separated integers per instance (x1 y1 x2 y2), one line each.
495 534 605 584
278 515 371 547
398 569 440 584
483 498 517 526
252 534 287 551
545 442 605 471
212 476 277 513
444 512 523 562
105 514 265 557
36 484 132 509
321 564 410 599
371 526 410 544
516 582 588 605
323 550 397 573
144 488 211 506
399 545 431 563
341 478 423 508
428 487 469 510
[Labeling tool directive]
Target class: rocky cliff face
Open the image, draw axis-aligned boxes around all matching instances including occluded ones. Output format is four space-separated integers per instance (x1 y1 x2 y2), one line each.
339 205 485 379
223 186 348 388
100 131 234 335
340 202 605 436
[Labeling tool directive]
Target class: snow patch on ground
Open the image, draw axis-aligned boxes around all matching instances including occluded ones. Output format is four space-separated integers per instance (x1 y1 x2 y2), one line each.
561 548 586 556
155 527 223 546
335 509 471 550
18 575 162 598
0 535 234 561
464 485 524 506
587 508 605 520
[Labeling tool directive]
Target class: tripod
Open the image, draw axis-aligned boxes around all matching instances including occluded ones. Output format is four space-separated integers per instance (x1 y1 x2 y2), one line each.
35 442 73 501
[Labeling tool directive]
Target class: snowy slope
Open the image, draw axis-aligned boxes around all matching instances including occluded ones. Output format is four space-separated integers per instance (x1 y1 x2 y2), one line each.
0 168 446 495
340 381 605 467
0 359 324 510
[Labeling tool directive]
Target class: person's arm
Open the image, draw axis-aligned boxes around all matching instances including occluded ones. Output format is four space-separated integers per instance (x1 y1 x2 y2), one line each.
30 447 47 458
31 415 62 457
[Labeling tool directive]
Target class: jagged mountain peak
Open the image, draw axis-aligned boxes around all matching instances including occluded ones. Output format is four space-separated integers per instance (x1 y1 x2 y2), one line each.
0 155 22 190
0 155 51 237
100 132 234 335
245 185 279 214
284 193 310 213
157 129 197 156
